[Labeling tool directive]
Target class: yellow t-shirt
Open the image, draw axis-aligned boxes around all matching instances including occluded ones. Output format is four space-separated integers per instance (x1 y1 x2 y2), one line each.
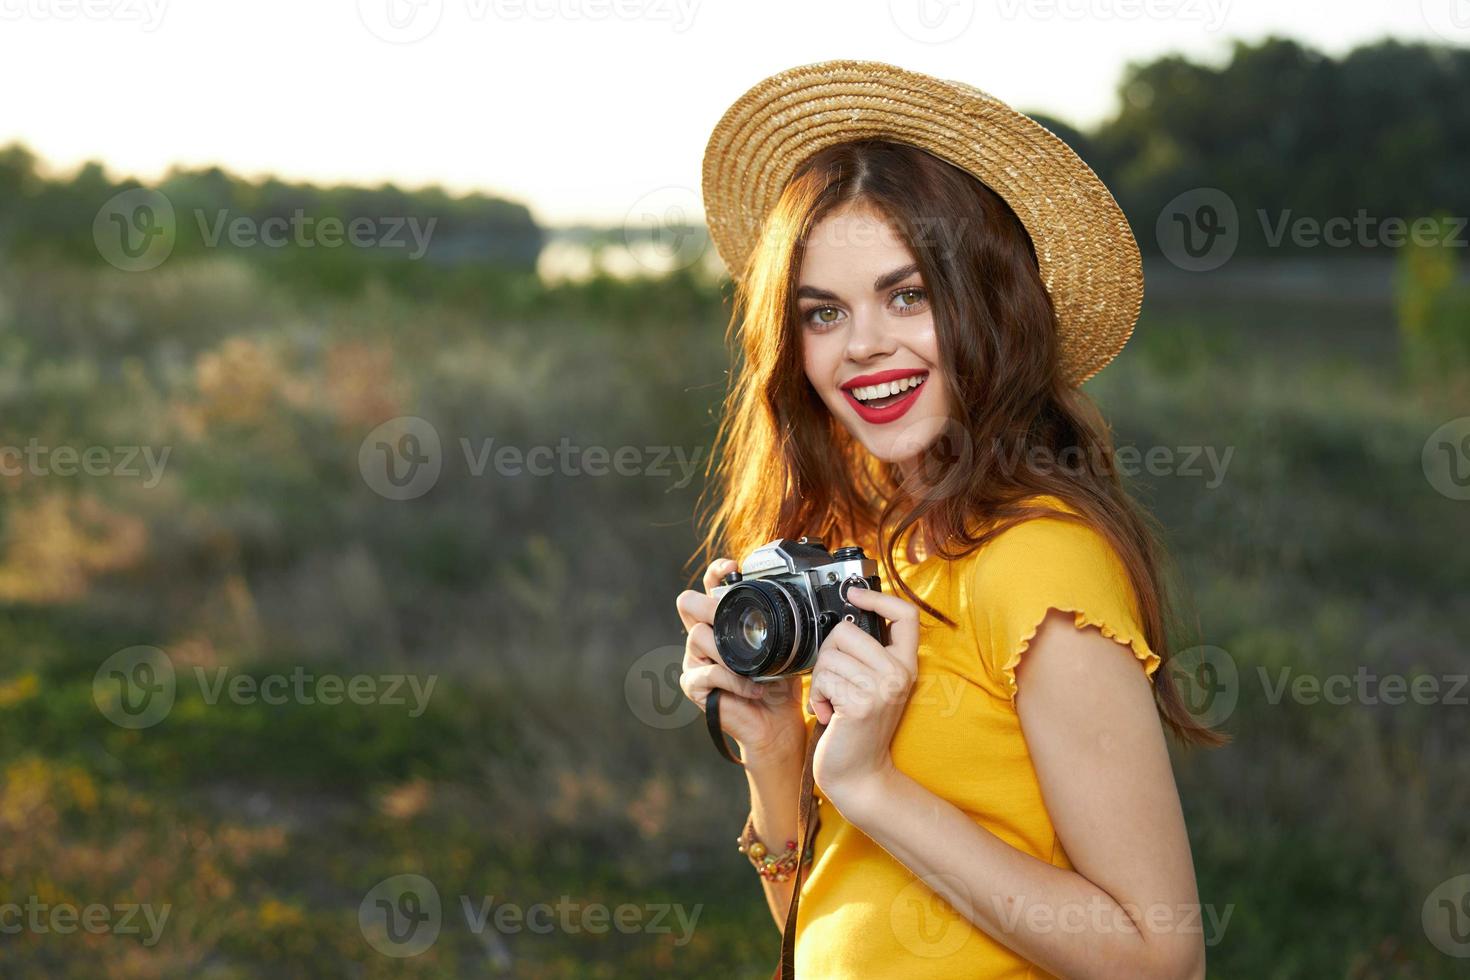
794 495 1161 978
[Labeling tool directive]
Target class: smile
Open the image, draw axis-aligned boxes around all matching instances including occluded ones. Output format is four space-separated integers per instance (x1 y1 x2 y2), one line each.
839 369 929 425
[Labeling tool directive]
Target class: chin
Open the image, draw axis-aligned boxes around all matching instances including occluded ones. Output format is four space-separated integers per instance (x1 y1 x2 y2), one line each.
850 413 951 465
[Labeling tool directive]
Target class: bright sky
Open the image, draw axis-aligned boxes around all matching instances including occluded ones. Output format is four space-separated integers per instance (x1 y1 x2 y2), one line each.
0 0 1460 226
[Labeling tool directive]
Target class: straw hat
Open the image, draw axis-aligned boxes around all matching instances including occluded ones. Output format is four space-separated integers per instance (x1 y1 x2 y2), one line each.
700 59 1144 386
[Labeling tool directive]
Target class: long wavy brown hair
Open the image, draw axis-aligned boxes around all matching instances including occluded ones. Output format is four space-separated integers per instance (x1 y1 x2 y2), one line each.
689 138 1224 747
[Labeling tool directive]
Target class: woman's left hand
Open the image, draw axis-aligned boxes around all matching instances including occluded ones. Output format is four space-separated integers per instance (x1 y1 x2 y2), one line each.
808 586 920 813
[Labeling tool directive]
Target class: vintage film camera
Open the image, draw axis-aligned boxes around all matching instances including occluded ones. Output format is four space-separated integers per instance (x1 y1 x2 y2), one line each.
711 537 888 679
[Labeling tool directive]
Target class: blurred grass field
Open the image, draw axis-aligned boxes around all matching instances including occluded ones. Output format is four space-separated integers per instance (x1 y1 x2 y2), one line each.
0 244 1467 978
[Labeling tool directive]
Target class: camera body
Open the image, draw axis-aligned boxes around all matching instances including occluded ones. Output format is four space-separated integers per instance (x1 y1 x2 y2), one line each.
711 537 888 680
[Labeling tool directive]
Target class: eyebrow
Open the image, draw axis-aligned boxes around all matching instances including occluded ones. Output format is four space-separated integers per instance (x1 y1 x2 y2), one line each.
796 262 921 302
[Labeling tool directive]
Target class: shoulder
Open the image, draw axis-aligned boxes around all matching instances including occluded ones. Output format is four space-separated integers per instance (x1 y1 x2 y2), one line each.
965 495 1134 606
957 495 1159 701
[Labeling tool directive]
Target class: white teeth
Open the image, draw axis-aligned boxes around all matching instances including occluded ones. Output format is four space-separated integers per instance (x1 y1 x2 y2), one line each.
850 373 926 402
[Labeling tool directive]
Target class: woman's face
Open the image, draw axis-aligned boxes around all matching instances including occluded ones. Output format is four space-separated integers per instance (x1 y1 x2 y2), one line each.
798 203 950 469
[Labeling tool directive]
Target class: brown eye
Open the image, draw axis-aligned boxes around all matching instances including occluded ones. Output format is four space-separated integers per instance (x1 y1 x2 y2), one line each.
893 288 926 311
805 306 843 328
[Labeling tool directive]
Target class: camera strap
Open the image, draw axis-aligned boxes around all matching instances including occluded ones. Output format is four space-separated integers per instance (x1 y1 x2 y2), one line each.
705 688 745 765
705 688 825 980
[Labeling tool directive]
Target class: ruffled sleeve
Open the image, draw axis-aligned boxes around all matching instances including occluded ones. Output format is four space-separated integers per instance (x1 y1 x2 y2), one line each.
964 510 1161 702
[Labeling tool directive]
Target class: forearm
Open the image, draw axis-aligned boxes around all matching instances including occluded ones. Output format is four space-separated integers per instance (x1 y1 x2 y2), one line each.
839 769 1205 980
743 747 805 932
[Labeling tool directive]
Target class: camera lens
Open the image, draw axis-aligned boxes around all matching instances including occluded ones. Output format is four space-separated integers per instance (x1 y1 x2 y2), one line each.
712 580 807 677
739 605 769 648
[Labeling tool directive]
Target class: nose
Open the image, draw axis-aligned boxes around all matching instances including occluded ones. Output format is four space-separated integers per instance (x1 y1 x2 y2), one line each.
843 306 897 363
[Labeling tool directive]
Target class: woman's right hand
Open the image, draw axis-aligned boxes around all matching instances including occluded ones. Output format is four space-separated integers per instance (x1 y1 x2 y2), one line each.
676 558 808 765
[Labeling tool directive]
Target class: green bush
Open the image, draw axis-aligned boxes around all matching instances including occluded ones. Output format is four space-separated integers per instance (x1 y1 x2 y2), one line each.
1396 212 1470 387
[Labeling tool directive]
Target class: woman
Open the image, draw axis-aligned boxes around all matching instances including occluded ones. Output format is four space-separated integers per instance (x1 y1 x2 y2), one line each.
675 61 1224 979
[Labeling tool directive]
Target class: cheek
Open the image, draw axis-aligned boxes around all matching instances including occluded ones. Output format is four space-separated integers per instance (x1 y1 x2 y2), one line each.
912 321 944 394
801 332 839 388
912 318 940 365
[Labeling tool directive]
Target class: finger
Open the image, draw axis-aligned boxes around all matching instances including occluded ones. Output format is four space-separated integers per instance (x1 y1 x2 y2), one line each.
846 587 920 667
812 647 874 691
756 674 803 711
680 661 765 709
808 674 834 725
675 588 718 633
702 557 739 594
812 652 878 713
683 621 717 668
821 619 894 674
809 668 862 723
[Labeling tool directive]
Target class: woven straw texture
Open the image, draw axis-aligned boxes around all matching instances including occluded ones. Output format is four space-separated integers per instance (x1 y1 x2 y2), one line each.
701 59 1144 385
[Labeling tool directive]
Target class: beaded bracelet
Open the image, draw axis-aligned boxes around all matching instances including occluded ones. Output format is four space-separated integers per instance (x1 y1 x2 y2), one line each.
736 812 817 882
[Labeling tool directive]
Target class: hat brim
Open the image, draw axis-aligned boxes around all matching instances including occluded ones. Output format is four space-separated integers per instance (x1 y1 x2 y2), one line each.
701 59 1143 386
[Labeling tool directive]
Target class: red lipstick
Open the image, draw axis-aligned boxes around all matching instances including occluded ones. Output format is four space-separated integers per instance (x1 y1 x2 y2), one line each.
839 368 930 426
